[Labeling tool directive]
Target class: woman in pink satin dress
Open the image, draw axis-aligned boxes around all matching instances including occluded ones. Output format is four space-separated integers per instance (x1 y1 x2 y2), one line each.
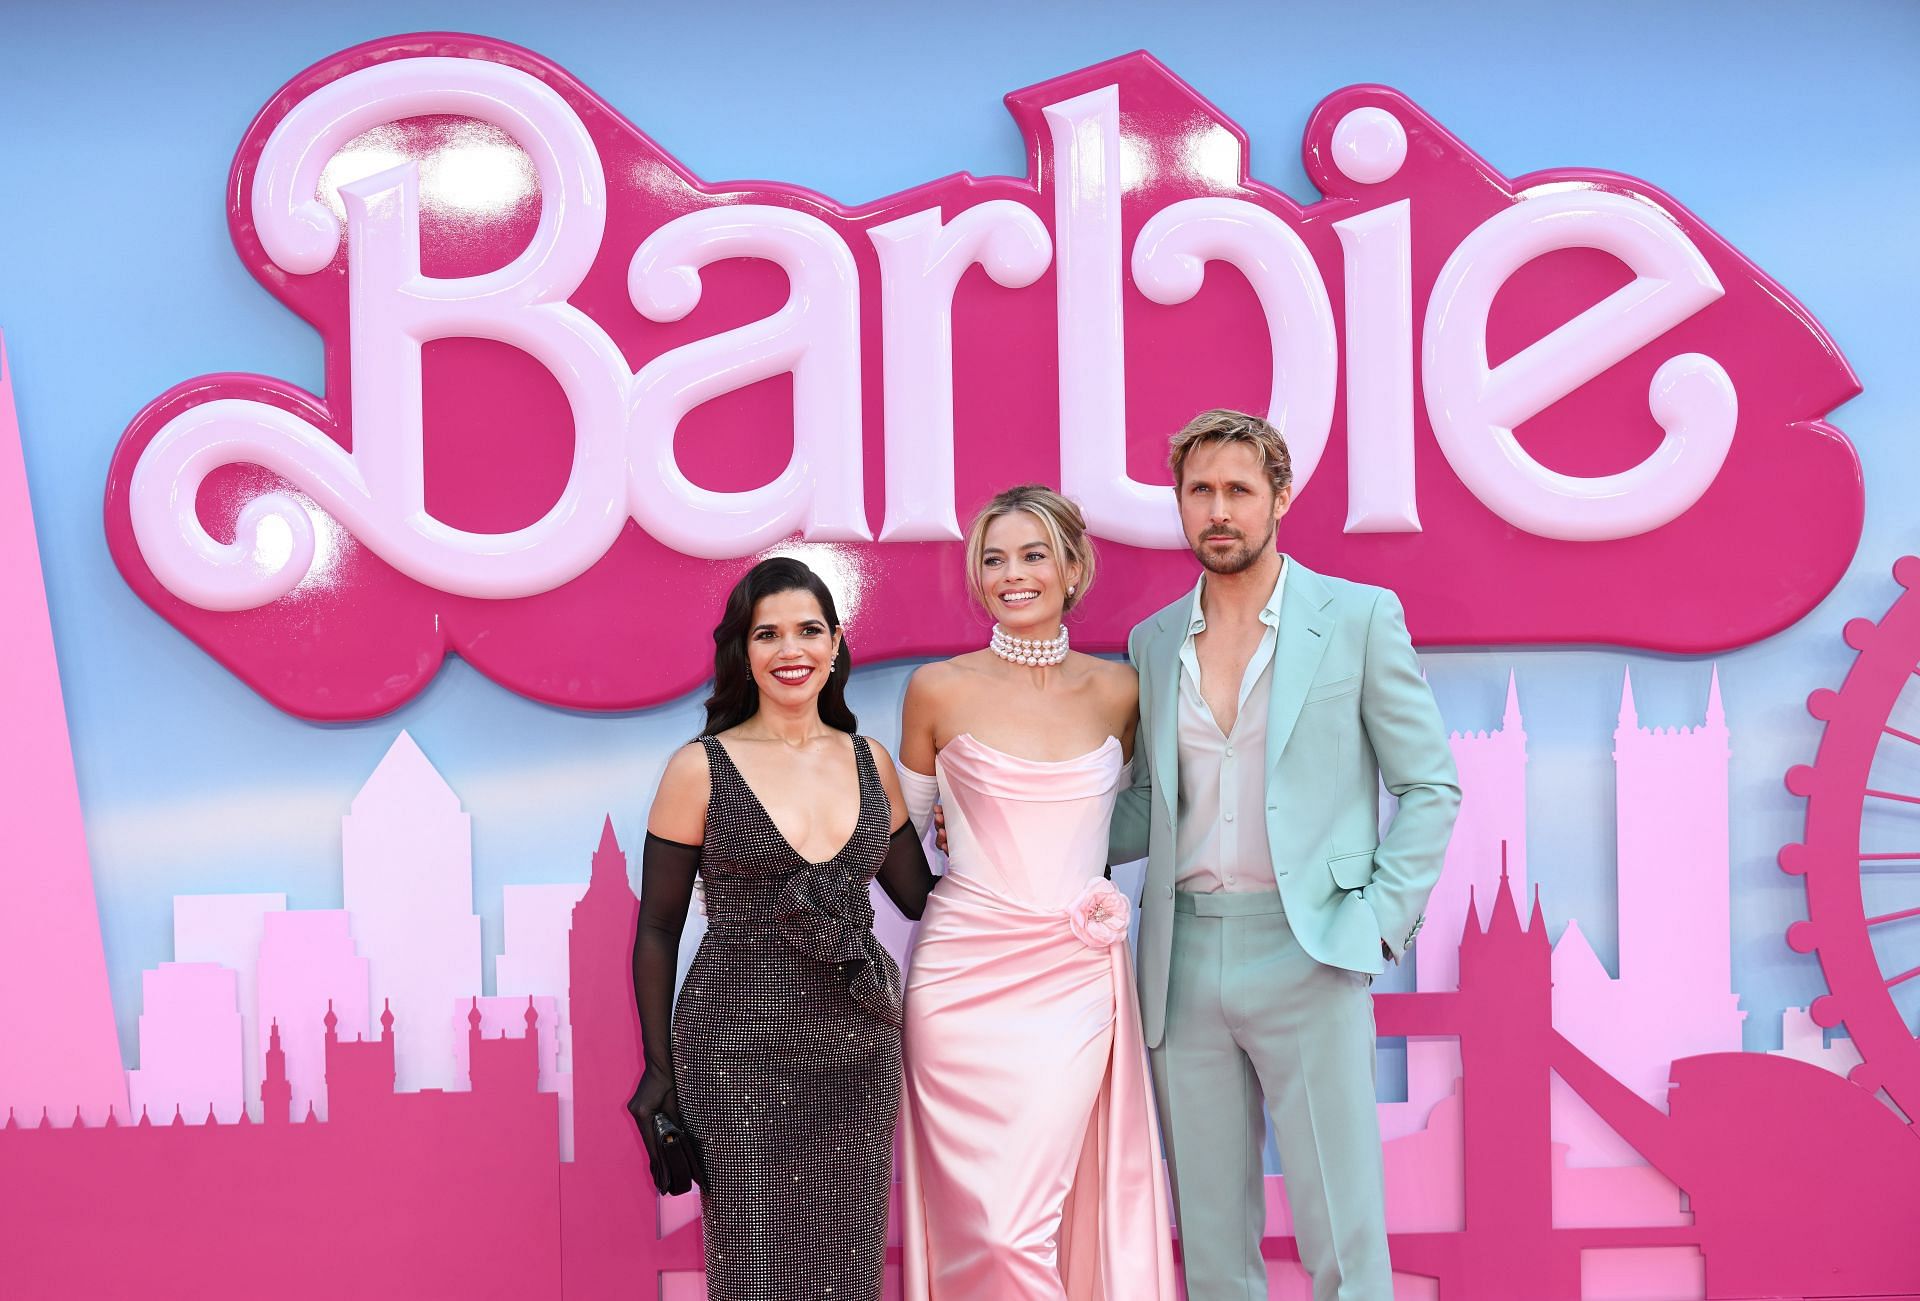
896 486 1177 1300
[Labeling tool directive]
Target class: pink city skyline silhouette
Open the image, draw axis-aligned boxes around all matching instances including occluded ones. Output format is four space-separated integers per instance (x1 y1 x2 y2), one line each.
3 333 1918 1298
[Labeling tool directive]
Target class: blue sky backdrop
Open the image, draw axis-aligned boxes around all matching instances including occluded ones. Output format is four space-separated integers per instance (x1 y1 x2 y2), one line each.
2 0 1916 1062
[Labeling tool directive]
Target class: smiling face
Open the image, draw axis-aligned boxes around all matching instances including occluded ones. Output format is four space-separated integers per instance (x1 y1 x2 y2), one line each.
1177 438 1291 574
746 587 840 707
978 509 1079 632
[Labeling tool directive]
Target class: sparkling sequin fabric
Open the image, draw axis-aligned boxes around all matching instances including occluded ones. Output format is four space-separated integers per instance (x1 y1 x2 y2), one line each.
672 734 903 1301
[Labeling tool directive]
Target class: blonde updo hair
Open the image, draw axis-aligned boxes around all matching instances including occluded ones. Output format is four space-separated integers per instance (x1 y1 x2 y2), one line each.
963 485 1098 615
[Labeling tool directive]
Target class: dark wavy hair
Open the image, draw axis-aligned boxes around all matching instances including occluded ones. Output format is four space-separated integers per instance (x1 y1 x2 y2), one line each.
701 557 857 737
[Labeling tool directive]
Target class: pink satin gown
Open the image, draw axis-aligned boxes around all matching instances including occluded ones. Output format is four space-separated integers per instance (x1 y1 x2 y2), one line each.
900 732 1178 1300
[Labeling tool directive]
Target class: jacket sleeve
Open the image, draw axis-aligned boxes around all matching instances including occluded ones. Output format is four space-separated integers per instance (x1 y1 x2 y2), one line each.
1358 589 1461 960
1108 623 1154 869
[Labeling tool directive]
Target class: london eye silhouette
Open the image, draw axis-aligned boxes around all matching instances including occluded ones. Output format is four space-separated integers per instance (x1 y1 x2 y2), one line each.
1785 553 1920 1121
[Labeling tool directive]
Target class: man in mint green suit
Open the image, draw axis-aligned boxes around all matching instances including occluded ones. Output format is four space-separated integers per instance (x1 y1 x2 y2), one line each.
1110 410 1459 1300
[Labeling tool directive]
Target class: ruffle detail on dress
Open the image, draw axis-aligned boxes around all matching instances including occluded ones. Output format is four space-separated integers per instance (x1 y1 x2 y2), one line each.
774 863 903 1026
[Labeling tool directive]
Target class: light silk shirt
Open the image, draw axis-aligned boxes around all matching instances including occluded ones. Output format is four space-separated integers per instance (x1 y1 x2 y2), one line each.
1175 560 1286 893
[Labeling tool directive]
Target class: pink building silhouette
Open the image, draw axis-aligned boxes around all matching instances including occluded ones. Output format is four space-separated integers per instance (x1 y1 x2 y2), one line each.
1552 669 1745 1167
342 731 483 1094
499 882 588 1156
499 884 587 1046
0 825 649 1300
1 992 564 1300
172 892 286 1120
559 817 703 1298
1273 859 1920 1300
126 963 243 1125
454 994 564 1105
1385 672 1527 1144
0 335 127 1127
1770 1004 1862 1076
1387 669 1748 1176
256 909 368 1121
135 746 601 1152
1427 672 1530 989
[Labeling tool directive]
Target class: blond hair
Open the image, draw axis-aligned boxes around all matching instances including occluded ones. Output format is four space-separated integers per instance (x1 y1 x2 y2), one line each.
1168 408 1291 495
963 485 1097 614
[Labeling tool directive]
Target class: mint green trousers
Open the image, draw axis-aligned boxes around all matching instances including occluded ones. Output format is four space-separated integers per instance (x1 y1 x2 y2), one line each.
1150 892 1391 1301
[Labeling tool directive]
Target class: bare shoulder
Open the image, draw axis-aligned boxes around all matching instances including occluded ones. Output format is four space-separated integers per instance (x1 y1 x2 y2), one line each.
860 737 912 831
647 741 711 841
654 740 712 800
908 651 1000 697
863 735 901 775
906 659 952 693
1081 653 1139 705
906 658 962 700
946 648 1005 675
660 739 711 783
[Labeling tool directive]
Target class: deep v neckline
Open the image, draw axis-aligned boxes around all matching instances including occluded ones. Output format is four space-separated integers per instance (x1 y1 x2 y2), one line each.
709 734 869 868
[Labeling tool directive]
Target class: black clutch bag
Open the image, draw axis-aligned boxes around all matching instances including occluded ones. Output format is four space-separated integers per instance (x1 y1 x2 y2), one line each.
651 1110 690 1151
651 1109 702 1191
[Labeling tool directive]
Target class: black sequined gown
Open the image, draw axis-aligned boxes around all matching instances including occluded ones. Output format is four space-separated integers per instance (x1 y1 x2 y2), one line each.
672 734 903 1301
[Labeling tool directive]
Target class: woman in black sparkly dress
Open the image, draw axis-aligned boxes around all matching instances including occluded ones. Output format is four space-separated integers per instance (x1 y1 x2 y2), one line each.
627 557 937 1301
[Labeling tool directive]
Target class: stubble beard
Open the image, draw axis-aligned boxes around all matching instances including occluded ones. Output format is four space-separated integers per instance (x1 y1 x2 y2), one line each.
1193 517 1278 575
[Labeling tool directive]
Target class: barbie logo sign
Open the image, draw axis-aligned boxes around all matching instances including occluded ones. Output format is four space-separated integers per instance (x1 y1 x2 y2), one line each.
104 36 1861 720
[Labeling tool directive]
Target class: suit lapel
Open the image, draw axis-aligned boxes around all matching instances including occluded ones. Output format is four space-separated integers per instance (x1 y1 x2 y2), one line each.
1152 610 1182 823
1267 557 1332 771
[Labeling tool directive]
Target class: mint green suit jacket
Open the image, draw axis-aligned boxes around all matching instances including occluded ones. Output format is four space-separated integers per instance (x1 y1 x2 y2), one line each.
1110 558 1461 1048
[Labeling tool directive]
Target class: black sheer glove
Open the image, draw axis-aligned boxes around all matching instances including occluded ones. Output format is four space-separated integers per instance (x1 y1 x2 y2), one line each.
876 821 937 920
628 832 702 1194
627 1067 698 1195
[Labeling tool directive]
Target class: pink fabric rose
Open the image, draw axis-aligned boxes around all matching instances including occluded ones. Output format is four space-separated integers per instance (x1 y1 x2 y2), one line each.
1066 878 1132 949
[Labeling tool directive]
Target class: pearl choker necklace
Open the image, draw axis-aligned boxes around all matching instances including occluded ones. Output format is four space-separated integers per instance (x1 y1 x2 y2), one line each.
991 624 1070 667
